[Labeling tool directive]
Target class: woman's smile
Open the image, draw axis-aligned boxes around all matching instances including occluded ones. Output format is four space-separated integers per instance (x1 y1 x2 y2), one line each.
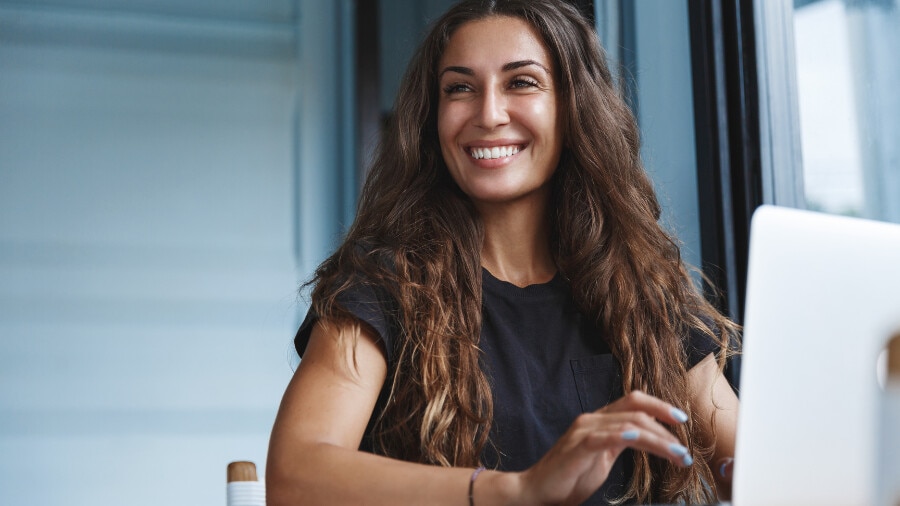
468 144 523 161
463 140 529 169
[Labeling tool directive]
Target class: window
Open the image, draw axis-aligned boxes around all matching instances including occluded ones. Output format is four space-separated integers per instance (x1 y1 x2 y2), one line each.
793 0 899 222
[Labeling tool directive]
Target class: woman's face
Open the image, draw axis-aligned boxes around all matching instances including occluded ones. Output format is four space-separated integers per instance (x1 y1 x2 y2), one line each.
437 16 563 207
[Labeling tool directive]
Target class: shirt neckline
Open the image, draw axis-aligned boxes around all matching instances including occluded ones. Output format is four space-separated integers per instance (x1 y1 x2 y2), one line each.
481 267 567 299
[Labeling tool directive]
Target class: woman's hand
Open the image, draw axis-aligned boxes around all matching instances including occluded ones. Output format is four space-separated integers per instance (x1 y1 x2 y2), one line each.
510 390 692 506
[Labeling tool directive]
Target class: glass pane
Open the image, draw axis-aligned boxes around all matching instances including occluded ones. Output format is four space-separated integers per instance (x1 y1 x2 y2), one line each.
793 0 900 222
631 0 702 272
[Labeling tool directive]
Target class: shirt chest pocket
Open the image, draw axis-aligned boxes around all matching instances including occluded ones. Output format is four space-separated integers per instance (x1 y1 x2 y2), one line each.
570 354 623 413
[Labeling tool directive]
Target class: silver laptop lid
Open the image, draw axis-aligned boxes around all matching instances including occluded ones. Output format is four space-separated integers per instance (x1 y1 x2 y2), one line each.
734 205 900 506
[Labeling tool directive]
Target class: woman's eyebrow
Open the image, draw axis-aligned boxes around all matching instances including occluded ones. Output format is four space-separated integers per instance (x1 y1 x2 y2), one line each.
502 59 551 74
438 60 551 79
439 66 474 78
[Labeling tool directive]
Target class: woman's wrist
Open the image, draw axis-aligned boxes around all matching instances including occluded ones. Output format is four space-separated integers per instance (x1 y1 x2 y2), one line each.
472 470 526 506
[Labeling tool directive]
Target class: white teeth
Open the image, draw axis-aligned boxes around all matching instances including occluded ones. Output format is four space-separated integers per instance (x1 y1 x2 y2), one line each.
470 145 520 160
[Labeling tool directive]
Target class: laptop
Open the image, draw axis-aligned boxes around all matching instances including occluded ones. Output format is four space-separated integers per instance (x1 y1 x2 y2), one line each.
733 205 900 506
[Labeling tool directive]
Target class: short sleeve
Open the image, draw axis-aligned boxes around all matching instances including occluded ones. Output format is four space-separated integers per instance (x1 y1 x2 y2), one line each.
294 281 398 365
684 321 724 370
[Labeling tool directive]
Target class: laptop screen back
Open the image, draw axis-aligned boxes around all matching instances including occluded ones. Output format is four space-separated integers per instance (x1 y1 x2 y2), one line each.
734 206 900 506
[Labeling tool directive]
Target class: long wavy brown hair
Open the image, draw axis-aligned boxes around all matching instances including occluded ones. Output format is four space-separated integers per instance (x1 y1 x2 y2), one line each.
307 0 739 503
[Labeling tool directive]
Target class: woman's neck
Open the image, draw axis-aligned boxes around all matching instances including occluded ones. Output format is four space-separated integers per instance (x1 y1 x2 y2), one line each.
476 197 556 288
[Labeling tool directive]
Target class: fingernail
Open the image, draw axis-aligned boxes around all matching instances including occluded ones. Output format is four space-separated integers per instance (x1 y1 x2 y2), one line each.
670 407 688 423
621 430 640 440
682 454 694 466
668 443 688 457
719 457 734 477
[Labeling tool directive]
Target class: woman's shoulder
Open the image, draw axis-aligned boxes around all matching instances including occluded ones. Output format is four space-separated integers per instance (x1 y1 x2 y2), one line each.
683 309 736 369
295 239 402 359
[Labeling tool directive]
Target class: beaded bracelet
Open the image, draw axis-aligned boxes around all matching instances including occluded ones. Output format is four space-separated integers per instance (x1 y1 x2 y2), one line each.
469 466 486 506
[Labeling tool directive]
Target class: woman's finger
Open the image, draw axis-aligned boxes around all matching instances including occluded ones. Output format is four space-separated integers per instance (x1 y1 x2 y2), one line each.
614 425 694 467
717 457 734 481
583 410 680 449
574 413 693 468
599 390 689 426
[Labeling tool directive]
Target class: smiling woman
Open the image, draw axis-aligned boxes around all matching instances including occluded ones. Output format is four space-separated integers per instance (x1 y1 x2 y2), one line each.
266 1 740 505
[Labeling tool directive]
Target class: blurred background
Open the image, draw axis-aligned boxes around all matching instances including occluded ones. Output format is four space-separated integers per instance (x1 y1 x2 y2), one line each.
0 0 896 504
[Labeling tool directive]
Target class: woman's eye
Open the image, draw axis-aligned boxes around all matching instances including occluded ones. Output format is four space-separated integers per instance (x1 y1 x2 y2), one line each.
510 78 539 89
443 83 472 94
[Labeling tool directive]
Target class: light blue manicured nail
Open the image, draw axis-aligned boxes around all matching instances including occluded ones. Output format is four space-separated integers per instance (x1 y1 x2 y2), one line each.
668 443 688 457
621 430 640 440
719 457 734 477
670 407 688 423
682 454 694 466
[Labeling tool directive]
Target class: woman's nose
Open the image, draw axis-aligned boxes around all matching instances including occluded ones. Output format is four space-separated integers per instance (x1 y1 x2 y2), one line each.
475 88 510 129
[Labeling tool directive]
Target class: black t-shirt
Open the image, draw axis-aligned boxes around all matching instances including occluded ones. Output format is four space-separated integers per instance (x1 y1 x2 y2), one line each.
295 268 720 505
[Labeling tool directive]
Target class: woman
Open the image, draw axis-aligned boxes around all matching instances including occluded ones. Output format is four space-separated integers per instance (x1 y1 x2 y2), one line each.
267 1 740 504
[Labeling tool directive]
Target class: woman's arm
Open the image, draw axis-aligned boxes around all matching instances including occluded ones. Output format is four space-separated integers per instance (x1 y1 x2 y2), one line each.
266 320 520 505
687 353 740 500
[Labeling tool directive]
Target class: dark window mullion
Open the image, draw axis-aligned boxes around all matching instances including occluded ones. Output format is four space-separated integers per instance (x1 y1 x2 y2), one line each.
688 0 741 322
688 0 764 390
722 0 764 317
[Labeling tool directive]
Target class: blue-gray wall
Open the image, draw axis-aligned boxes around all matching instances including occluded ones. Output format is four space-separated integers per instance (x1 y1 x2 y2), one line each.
0 1 353 504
